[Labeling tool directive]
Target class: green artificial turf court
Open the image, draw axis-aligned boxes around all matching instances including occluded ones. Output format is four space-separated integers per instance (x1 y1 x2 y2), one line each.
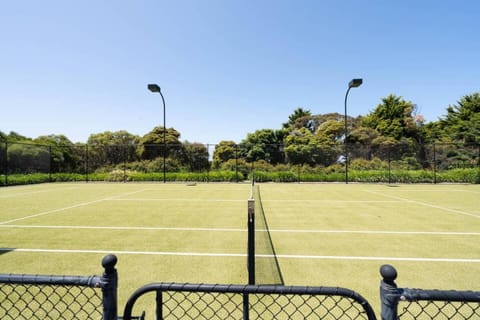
0 182 479 313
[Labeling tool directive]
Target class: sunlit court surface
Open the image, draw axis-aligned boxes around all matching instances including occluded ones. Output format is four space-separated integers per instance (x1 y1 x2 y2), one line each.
1 182 479 312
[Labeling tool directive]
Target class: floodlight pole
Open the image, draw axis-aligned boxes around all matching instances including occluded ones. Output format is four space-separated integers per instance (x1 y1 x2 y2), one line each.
344 78 362 184
148 84 167 183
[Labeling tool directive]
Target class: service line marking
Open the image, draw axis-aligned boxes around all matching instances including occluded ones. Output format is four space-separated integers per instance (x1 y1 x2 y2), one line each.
1 224 478 236
109 198 244 202
1 248 479 263
0 225 246 232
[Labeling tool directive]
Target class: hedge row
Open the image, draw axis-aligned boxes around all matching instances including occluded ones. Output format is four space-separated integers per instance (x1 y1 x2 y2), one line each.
1 168 479 186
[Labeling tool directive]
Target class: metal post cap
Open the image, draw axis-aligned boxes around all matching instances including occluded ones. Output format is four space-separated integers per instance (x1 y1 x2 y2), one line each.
380 264 397 282
102 254 118 271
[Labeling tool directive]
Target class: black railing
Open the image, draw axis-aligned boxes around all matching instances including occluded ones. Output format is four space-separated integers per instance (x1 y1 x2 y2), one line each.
0 254 119 320
380 264 480 319
122 282 377 320
2 255 480 319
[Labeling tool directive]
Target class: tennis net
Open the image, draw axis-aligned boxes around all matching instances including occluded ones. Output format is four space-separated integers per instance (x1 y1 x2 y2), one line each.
249 184 284 285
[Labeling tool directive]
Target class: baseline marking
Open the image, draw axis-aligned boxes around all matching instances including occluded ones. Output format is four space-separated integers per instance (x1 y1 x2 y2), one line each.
364 190 479 219
0 189 150 225
2 248 479 263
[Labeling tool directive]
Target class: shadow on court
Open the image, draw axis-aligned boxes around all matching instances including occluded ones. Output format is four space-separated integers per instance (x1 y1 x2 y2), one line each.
0 248 15 256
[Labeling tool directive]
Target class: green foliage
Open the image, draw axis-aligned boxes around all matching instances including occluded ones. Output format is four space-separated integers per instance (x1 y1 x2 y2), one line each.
137 127 182 160
282 107 312 129
181 142 210 171
362 94 418 141
212 141 237 169
437 92 480 144
2 92 479 186
239 129 285 164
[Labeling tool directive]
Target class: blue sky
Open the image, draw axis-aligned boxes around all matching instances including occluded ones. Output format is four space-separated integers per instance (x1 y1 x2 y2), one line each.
1 1 479 144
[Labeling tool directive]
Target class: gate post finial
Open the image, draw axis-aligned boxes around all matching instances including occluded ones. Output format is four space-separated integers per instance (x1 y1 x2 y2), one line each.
380 264 400 320
101 254 118 320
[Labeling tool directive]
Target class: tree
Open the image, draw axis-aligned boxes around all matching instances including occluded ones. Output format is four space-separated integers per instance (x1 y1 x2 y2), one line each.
437 92 480 144
315 119 345 143
7 143 50 174
34 134 79 173
283 128 318 165
239 129 286 164
212 141 237 169
181 142 210 171
138 127 182 160
87 130 140 167
362 94 418 141
283 108 312 130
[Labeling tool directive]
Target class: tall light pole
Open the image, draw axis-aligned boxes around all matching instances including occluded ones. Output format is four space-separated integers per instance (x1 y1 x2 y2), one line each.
344 78 363 184
148 83 167 183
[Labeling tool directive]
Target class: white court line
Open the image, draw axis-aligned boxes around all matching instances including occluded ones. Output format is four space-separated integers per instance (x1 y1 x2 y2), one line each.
109 198 244 202
1 224 479 236
0 186 81 199
1 248 479 263
0 189 150 225
268 229 480 236
269 254 480 263
262 200 402 203
0 248 245 258
0 225 246 232
364 190 480 219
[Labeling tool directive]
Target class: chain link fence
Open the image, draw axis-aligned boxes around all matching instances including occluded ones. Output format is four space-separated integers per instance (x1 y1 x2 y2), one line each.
2 255 480 319
0 255 119 320
0 279 102 319
1 141 479 185
380 264 480 320
122 283 377 320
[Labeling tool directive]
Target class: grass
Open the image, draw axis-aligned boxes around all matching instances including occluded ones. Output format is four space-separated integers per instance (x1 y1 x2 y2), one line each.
0 182 479 316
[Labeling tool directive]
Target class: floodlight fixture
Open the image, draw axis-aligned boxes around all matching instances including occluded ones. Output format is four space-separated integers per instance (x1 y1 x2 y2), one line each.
148 83 161 93
348 78 363 88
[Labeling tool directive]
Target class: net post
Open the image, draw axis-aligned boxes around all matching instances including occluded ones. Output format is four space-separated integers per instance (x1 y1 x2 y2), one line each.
247 198 255 285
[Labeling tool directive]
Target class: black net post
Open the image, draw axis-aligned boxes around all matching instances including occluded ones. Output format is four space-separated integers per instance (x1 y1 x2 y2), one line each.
100 254 118 320
380 264 401 320
247 198 255 285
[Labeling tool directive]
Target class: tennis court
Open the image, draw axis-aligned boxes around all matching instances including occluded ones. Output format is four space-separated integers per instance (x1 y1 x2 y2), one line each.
1 182 479 312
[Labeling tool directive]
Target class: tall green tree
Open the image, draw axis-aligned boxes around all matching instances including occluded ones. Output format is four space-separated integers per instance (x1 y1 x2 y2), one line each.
87 130 140 169
284 128 315 165
212 140 237 169
34 134 79 173
138 127 182 160
437 92 480 144
282 108 312 130
361 94 418 141
239 129 286 164
181 142 210 171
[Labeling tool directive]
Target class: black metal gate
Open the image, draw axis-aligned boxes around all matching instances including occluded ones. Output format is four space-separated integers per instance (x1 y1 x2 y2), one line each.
122 282 377 320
